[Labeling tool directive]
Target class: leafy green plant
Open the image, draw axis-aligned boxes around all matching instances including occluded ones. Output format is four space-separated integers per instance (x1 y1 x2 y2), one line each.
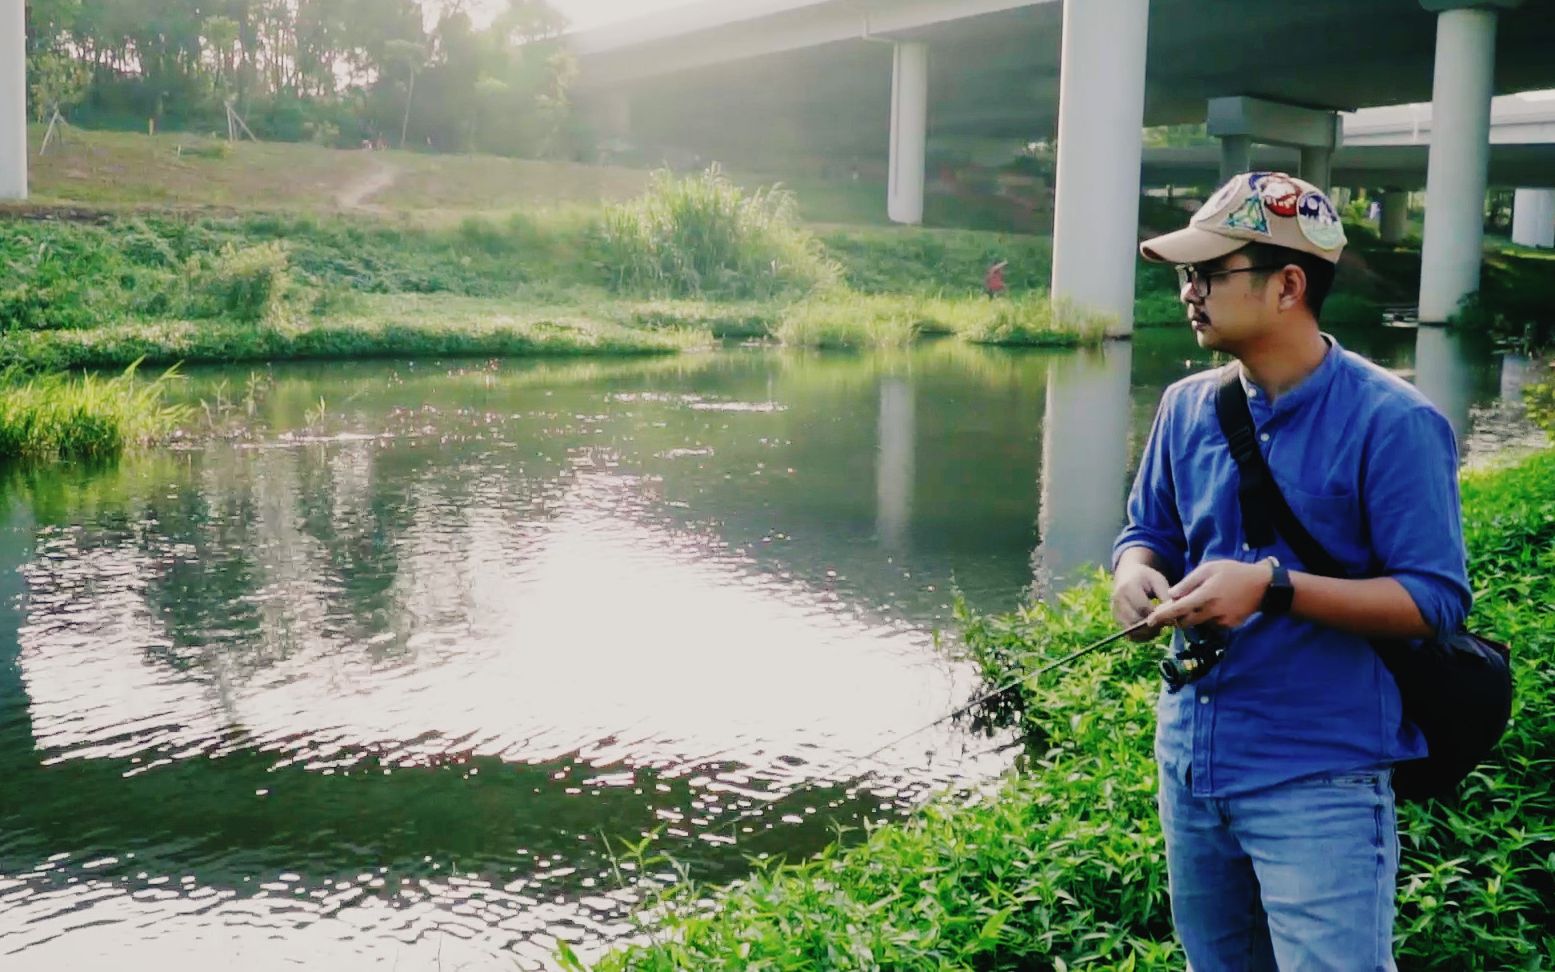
187 241 292 322
596 166 839 300
583 448 1555 971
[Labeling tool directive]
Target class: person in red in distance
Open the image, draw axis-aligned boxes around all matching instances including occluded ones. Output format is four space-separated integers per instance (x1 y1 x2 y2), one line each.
984 259 1009 298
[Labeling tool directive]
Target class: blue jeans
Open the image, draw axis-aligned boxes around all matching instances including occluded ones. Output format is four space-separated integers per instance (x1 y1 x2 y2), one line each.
1157 765 1399 971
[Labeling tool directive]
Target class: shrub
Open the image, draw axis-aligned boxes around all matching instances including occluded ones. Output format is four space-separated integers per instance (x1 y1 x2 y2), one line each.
187 242 292 322
1321 292 1385 327
596 166 838 300
1134 290 1184 328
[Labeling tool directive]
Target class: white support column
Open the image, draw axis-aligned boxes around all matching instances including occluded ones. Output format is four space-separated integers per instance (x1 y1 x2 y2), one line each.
887 41 928 226
1219 135 1251 184
1379 188 1409 243
1051 0 1149 334
1 0 27 201
1511 188 1555 248
1412 325 1473 443
1418 3 1509 323
1299 146 1333 195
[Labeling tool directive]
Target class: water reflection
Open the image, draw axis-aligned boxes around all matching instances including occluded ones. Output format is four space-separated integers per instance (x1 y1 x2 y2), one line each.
0 329 1537 970
1033 341 1133 598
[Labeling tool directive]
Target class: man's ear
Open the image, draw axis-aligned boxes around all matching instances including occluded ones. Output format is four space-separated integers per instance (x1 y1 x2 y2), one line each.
1276 265 1307 312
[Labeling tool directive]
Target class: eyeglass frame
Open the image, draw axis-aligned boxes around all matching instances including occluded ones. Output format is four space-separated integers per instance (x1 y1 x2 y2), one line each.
1175 263 1285 300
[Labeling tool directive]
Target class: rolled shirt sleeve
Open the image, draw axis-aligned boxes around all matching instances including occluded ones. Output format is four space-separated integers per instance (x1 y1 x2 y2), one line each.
1361 404 1473 638
1112 388 1188 582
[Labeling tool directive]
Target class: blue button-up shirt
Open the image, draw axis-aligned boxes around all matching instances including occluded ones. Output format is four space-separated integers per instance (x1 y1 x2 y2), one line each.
1113 337 1471 798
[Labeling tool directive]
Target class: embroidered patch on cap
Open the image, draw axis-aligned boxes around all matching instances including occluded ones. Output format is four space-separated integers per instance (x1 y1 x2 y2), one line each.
1297 191 1345 249
1258 175 1301 218
1222 195 1271 236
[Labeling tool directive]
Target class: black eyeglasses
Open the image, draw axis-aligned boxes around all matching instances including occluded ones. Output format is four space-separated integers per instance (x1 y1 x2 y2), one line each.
1175 264 1282 299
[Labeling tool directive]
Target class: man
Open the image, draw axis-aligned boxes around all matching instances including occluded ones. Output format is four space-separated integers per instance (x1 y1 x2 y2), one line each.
1111 172 1470 970
984 259 1009 298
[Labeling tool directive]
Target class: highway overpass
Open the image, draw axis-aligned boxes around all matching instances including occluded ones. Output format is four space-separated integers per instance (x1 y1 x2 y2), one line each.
570 0 1555 327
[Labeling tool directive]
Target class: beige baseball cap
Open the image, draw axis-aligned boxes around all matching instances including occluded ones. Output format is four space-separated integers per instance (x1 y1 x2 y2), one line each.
1140 171 1347 265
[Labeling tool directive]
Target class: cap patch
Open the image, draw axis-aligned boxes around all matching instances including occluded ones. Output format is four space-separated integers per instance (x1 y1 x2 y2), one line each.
1296 191 1344 250
1222 195 1271 236
1258 175 1301 218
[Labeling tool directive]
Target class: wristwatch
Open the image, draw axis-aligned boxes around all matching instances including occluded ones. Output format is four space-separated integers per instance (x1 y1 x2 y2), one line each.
1260 556 1294 615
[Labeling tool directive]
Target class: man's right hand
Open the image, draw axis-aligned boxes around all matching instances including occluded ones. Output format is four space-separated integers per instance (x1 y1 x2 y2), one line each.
1112 554 1171 641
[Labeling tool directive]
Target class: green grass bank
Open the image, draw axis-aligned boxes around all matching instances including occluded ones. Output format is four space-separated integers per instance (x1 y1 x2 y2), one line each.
576 446 1555 971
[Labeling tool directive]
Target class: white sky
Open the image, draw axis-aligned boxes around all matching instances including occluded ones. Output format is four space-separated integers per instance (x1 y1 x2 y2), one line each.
550 0 704 30
459 0 707 31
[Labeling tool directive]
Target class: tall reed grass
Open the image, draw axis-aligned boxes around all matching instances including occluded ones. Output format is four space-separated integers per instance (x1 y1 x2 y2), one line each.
596 166 839 300
0 363 187 463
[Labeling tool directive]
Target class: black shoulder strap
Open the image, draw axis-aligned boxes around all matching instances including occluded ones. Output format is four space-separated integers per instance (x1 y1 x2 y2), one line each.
1213 367 1349 580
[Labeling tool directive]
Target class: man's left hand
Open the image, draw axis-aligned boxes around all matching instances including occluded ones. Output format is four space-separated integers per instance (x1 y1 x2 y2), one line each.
1147 559 1273 630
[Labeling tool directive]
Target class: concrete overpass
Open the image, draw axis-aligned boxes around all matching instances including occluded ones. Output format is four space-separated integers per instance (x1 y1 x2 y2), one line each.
571 0 1555 327
1141 95 1555 248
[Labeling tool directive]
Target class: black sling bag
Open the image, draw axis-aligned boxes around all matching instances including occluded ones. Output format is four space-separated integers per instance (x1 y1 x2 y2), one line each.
1214 367 1512 803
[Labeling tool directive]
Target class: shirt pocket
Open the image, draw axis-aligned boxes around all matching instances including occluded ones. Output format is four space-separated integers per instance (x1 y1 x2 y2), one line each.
1280 485 1369 573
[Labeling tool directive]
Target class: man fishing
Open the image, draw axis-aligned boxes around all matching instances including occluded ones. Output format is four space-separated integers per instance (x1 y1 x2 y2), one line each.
1110 172 1470 969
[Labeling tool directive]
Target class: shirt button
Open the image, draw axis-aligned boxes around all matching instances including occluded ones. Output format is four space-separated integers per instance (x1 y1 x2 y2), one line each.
1248 388 1258 398
1260 433 1270 443
1198 696 1210 705
1241 542 1251 552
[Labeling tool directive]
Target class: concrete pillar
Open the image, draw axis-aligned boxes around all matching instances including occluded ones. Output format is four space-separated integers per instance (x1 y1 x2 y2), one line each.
1219 135 1251 184
1418 4 1506 323
1051 0 1149 333
1412 325 1473 444
1033 341 1132 599
887 41 928 226
1379 188 1409 243
1300 146 1334 195
875 376 914 552
1511 188 1555 248
1 0 27 201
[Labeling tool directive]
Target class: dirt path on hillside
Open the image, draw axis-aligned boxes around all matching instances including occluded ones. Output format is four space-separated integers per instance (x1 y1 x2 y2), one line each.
337 156 397 211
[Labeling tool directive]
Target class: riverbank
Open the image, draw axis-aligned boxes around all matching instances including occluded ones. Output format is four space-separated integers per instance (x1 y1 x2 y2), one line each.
577 443 1555 971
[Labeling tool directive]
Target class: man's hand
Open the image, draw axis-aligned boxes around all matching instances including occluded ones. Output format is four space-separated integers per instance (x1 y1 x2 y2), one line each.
1112 557 1172 642
1148 559 1272 631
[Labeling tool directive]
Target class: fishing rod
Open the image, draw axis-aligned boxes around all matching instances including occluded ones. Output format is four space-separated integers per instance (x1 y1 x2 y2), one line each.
702 618 1160 846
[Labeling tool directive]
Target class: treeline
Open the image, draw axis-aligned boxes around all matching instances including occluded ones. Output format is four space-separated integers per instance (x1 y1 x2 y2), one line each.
24 0 582 157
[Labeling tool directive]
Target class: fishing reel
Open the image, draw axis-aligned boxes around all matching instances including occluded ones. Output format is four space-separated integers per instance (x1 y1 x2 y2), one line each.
1160 625 1230 693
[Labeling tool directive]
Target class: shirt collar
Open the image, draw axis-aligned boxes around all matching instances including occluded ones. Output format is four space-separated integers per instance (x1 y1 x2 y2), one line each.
1240 333 1341 415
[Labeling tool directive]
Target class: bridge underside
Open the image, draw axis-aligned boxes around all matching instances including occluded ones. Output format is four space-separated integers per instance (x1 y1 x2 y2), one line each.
602 0 1555 161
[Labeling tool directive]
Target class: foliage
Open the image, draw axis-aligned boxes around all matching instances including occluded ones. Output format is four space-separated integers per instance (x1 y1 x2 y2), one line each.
24 0 577 158
583 449 1555 971
0 363 187 463
1134 290 1184 329
596 167 839 300
186 242 292 323
959 295 1115 347
1320 292 1386 328
1523 379 1555 434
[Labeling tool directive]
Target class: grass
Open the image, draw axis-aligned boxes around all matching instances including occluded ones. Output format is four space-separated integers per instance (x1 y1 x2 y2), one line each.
0 363 187 463
21 124 651 218
0 295 701 372
577 447 1555 971
772 292 1111 350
